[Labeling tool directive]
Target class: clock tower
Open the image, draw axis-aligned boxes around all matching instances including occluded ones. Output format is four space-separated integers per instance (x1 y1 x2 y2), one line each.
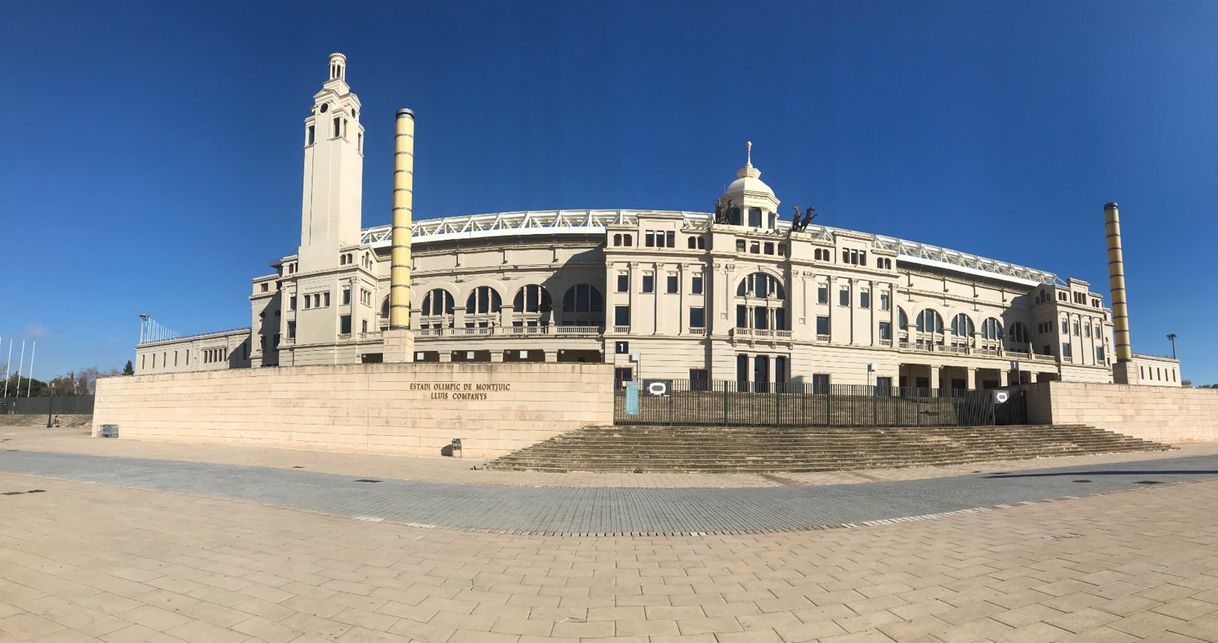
298 53 365 271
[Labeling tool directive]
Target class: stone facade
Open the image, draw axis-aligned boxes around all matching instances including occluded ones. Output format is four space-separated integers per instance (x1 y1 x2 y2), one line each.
133 53 1182 391
1026 381 1218 442
93 363 613 459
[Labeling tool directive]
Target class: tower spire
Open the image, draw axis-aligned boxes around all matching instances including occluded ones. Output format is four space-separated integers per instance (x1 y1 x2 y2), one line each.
746 140 752 168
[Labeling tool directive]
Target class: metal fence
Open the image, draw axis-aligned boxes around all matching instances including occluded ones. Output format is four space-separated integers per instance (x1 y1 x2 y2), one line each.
0 396 96 416
614 381 1026 427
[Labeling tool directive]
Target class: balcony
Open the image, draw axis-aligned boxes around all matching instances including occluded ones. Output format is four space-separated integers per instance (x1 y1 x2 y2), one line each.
732 327 793 341
358 331 382 341
613 325 630 334
411 325 605 339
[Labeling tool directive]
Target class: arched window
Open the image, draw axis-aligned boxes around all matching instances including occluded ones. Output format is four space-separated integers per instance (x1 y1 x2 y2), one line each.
623 234 633 247
980 317 1003 340
736 272 785 299
512 285 552 327
734 273 787 332
464 287 501 328
561 284 604 327
916 308 944 334
687 237 697 249
1007 321 1029 345
380 296 389 320
613 234 622 246
950 313 975 337
419 289 455 329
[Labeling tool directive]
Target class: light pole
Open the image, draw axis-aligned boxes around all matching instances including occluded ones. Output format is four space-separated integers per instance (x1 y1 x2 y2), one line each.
1167 333 1177 360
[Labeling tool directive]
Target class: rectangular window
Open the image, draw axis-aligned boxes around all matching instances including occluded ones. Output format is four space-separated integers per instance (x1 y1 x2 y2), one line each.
1061 320 1069 334
748 207 762 227
1084 323 1091 338
342 288 351 305
879 321 892 340
1096 347 1105 362
736 305 748 328
645 231 655 247
839 288 850 307
614 306 630 327
288 321 296 339
289 295 296 311
812 373 830 395
617 273 629 292
817 285 828 304
763 242 774 255
340 315 351 335
666 275 678 293
333 117 341 137
323 292 330 307
689 307 705 328
666 231 675 247
816 316 830 336
614 367 634 388
880 292 890 311
691 275 703 295
860 291 870 309
1072 322 1079 336
689 369 709 392
307 125 315 145
1062 342 1073 358
642 275 654 293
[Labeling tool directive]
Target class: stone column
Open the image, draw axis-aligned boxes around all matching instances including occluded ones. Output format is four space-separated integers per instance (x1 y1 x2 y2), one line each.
929 366 940 392
966 367 976 390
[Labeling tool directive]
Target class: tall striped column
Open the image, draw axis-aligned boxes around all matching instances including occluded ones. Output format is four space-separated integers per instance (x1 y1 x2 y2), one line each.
389 108 415 331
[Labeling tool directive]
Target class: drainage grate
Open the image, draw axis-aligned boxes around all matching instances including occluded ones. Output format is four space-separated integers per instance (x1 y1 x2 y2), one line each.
1136 480 1163 485
354 479 382 483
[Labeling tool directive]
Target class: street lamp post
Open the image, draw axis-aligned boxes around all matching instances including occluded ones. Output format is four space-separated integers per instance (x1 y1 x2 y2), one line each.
1167 333 1177 360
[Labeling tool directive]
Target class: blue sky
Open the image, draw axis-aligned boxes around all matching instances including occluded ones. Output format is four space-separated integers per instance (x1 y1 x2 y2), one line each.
1 1 1215 383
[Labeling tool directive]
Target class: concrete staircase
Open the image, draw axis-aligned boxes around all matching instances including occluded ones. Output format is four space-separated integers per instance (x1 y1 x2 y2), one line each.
483 424 1172 473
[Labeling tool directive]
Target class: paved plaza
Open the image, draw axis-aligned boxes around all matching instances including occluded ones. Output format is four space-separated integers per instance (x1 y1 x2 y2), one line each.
2 428 1218 641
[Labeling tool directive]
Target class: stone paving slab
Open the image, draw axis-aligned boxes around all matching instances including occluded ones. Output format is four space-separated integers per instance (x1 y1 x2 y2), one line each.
2 449 1218 535
3 472 1218 641
3 424 1215 489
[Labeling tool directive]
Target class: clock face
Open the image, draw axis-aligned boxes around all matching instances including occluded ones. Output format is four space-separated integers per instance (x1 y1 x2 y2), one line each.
320 103 329 113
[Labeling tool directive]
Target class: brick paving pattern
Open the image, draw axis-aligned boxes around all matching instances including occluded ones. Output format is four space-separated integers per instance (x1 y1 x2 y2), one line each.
2 470 1218 641
1 450 1217 535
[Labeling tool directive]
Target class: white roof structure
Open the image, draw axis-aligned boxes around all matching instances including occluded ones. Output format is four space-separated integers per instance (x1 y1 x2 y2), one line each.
359 210 1059 287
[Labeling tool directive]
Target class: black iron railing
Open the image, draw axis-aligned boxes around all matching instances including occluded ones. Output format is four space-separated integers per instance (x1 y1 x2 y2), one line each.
614 381 1026 427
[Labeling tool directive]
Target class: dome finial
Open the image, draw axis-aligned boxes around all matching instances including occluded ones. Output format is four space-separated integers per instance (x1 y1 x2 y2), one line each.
746 140 753 167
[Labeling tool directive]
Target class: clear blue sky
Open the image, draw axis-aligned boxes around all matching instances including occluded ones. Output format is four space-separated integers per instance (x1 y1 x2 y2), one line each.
2 1 1215 383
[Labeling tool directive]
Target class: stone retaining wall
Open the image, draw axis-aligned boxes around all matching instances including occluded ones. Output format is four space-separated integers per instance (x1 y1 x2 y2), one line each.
1025 381 1218 443
92 363 613 459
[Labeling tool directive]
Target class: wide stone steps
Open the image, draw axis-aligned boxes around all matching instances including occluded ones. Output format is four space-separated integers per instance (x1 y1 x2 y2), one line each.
484 424 1171 473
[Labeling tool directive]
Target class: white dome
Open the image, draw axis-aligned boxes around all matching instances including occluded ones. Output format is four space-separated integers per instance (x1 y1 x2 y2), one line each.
725 169 775 197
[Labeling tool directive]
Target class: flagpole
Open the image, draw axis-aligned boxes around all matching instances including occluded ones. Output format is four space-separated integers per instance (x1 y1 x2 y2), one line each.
26 341 35 397
2 338 11 397
15 340 25 400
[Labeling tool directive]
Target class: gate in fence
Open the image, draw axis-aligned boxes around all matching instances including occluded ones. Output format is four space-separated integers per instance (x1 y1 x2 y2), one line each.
613 380 1027 427
0 395 96 416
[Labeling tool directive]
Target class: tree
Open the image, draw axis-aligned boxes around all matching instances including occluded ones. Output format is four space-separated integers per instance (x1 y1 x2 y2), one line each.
122 360 134 376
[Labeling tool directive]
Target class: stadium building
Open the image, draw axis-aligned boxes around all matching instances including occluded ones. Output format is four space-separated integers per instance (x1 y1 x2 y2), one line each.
134 54 1183 390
